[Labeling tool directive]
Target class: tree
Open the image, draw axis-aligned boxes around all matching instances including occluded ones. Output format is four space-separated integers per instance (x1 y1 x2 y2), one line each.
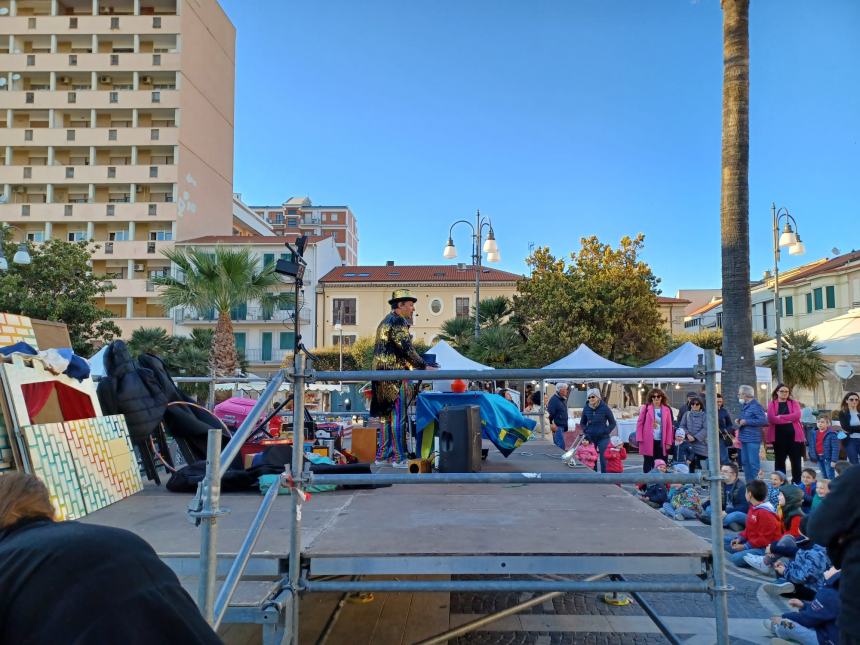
513 236 667 367
468 325 525 368
667 329 771 356
473 296 513 328
762 330 829 394
153 247 281 376
436 316 475 352
349 336 376 370
719 0 755 416
0 236 120 355
127 327 175 358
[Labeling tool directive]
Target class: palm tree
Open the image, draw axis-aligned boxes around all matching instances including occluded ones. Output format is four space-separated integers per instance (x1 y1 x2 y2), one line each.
762 330 829 394
436 316 475 352
473 296 513 328
719 0 755 416
468 325 524 368
154 247 281 376
127 326 174 358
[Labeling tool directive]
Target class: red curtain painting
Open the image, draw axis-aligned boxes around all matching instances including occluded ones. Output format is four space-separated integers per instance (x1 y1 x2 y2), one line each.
21 381 96 424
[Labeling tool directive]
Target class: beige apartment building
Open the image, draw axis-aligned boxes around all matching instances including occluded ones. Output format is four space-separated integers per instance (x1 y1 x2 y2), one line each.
0 0 235 337
252 196 358 265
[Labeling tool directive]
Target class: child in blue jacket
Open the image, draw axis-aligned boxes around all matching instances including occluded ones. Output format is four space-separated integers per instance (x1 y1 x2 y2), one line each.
810 414 840 480
763 568 840 645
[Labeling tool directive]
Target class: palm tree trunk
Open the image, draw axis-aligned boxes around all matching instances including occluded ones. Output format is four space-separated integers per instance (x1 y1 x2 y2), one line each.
212 310 239 377
720 0 756 415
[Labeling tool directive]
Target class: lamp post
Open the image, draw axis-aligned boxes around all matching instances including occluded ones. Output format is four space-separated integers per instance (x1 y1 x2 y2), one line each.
771 203 805 384
442 209 500 337
334 322 343 371
0 225 32 271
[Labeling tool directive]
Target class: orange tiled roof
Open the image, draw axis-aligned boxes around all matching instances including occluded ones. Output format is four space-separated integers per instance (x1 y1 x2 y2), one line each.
657 296 691 305
687 299 723 317
320 265 523 283
780 251 860 286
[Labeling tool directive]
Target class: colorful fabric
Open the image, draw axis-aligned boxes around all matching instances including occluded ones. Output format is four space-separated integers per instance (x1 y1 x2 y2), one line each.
415 392 535 459
370 311 426 417
376 382 408 462
669 484 705 513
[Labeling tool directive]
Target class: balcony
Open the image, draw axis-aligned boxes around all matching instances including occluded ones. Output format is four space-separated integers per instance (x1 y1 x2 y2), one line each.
242 348 292 364
90 239 172 259
0 201 177 223
0 52 181 73
173 307 311 325
98 277 165 298
0 126 178 146
0 15 181 36
0 164 178 184
0 89 180 110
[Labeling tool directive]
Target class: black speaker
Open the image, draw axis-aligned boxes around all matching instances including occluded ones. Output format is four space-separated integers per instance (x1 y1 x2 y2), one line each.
438 405 482 473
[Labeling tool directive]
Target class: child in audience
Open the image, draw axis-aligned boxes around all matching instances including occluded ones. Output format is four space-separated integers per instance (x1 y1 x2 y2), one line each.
763 568 840 644
725 480 782 567
669 428 693 467
778 485 805 539
810 414 840 480
796 468 817 514
767 470 786 508
834 460 852 478
603 436 627 474
573 437 599 471
660 476 705 521
811 479 830 512
638 459 669 508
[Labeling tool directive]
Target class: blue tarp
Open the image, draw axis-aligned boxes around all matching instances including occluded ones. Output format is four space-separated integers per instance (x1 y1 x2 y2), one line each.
415 392 535 458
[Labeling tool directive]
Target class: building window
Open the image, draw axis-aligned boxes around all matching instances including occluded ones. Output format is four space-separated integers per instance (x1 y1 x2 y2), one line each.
429 298 443 315
716 312 723 328
106 204 115 216
233 332 246 354
150 128 159 140
66 129 75 141
784 296 794 316
68 91 76 103
147 242 156 254
65 167 74 178
105 242 114 254
153 16 162 28
22 205 30 216
153 54 161 66
25 92 34 104
24 129 34 141
287 217 297 227
263 253 275 268
148 204 157 216
69 54 77 66
151 91 160 103
110 54 119 66
455 297 470 318
109 91 118 103
806 293 813 313
332 298 356 325
69 17 78 28
813 287 823 311
23 167 32 179
149 230 172 241
149 166 158 178
279 331 295 351
26 231 44 242
761 300 769 331
26 55 35 66
64 205 73 217
333 335 357 348
108 231 128 241
67 231 86 242
278 293 296 310
110 16 120 29
107 166 116 178
826 285 836 309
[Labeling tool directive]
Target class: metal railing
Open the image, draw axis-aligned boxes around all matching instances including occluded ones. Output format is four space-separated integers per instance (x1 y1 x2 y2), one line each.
188 353 730 644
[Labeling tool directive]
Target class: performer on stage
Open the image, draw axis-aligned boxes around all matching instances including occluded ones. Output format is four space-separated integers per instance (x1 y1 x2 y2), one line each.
370 288 434 468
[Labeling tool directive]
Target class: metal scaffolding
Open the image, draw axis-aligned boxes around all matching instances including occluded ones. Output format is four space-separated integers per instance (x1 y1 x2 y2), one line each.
188 352 731 644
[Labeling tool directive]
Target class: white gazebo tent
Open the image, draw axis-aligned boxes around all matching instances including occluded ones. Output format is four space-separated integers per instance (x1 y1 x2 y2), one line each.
645 341 772 385
541 343 632 380
426 339 493 392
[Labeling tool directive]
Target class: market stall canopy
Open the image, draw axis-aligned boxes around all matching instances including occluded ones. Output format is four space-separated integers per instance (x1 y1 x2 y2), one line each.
754 308 860 359
541 343 632 382
645 341 772 384
427 339 493 371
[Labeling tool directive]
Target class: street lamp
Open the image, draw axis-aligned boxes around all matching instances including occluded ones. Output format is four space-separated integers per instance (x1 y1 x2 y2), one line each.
771 203 805 384
0 225 32 271
442 209 501 337
334 322 343 371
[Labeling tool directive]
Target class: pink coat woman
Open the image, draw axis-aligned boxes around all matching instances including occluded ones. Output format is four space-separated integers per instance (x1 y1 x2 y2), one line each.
765 398 804 443
636 388 674 473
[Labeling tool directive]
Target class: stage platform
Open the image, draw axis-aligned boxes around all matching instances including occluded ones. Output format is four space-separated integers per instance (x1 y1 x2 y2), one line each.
83 440 711 580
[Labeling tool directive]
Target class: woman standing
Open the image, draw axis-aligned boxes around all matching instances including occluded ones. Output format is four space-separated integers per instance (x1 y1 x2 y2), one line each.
580 388 617 473
766 383 805 484
636 388 674 473
680 397 709 472
838 391 860 464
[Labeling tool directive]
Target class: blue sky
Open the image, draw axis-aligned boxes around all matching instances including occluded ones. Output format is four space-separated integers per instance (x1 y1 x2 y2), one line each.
219 0 859 296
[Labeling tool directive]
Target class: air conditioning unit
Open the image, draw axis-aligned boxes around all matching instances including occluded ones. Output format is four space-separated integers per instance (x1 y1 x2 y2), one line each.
134 263 145 272
141 75 152 84
99 75 112 84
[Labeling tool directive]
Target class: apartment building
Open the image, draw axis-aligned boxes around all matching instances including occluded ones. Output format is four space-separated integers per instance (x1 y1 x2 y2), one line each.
683 251 860 335
174 234 342 374
0 0 235 337
251 196 358 265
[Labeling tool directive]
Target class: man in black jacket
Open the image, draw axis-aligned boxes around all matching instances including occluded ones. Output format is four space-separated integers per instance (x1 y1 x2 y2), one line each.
0 473 221 645
807 463 860 644
547 382 570 451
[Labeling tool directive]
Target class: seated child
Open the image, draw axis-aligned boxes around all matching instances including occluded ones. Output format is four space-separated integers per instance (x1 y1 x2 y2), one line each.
834 460 852 478
639 459 669 508
724 480 782 567
767 470 786 508
796 468 817 514
811 479 829 512
810 414 839 480
763 568 840 645
778 484 805 539
660 466 705 521
603 436 627 474
668 428 693 467
573 437 598 471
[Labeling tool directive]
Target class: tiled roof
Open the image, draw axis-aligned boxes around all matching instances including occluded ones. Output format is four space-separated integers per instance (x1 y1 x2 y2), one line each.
178 234 328 245
780 251 860 286
687 299 722 317
320 265 523 283
657 296 691 305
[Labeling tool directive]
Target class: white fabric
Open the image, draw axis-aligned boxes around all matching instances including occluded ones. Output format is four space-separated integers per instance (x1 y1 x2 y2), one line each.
39 348 70 374
426 339 492 392
754 308 860 358
644 341 772 384
542 344 631 382
87 345 108 378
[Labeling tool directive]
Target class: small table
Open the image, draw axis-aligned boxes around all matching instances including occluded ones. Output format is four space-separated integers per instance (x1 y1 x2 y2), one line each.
415 392 536 459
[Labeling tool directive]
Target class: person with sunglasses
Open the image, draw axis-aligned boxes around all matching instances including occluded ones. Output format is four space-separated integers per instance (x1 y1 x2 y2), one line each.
766 383 806 484
838 391 860 464
680 397 709 473
636 388 674 473
580 388 617 473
